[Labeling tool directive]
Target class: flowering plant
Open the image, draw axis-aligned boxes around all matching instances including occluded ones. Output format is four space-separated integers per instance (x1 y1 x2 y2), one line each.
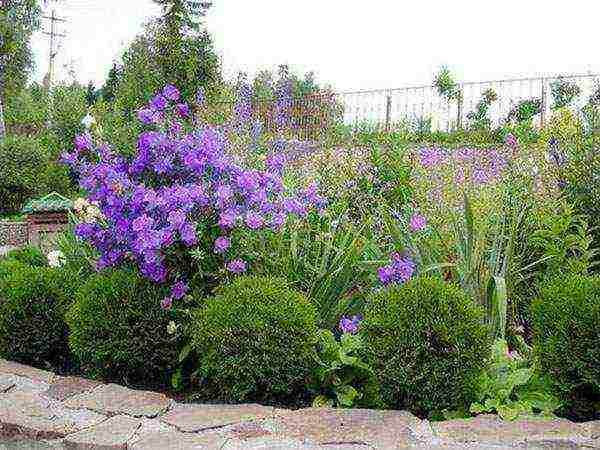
62 83 326 306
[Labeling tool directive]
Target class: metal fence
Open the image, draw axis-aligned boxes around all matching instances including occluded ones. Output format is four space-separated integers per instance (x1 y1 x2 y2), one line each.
336 73 600 132
211 73 600 139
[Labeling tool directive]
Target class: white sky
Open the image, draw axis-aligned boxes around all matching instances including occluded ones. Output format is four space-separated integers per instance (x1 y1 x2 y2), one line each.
30 0 600 92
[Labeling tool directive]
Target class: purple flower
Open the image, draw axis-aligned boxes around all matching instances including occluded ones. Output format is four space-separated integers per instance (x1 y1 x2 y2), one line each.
378 253 415 286
163 84 180 101
160 296 173 310
171 281 188 300
196 87 205 106
408 213 427 232
176 103 190 118
227 259 247 274
505 133 518 149
266 152 286 174
214 236 231 254
137 108 155 125
245 211 264 230
150 94 167 111
339 315 362 334
74 133 92 151
419 147 444 168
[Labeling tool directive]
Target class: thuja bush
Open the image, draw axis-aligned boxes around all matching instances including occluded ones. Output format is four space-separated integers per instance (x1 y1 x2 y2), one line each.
362 276 490 418
0 265 79 369
66 268 185 387
62 83 326 307
532 275 600 420
0 136 48 214
191 276 318 405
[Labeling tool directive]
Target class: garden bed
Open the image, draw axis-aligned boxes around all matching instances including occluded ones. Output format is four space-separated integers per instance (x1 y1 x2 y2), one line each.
0 358 598 449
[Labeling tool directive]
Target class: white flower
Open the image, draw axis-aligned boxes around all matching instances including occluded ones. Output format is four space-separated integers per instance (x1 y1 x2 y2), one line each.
73 197 89 213
167 321 177 335
81 112 96 130
47 250 65 268
84 205 103 223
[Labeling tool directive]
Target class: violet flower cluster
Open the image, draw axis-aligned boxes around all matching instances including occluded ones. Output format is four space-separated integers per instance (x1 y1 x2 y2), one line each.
62 83 326 308
377 252 416 286
339 315 362 335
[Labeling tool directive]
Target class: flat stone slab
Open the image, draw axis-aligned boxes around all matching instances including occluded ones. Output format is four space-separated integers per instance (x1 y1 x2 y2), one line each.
579 420 600 440
0 391 105 441
63 414 139 449
0 359 54 383
130 430 226 450
63 383 170 418
46 376 101 402
432 414 591 446
271 408 429 448
161 403 275 432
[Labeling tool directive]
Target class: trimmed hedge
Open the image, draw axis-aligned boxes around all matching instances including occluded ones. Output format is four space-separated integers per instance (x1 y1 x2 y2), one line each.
66 269 183 387
362 276 490 418
0 265 78 369
532 274 600 420
191 276 318 405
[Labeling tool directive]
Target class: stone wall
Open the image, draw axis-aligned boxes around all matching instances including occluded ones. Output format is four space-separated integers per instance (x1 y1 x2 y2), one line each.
0 220 28 248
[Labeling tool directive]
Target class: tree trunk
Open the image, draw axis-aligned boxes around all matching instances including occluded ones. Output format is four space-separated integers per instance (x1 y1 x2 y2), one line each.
0 94 5 142
0 72 5 142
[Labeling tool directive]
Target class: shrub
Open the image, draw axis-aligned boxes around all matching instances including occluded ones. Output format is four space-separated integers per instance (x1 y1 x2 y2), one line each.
531 275 600 420
66 268 184 387
0 265 77 369
362 276 490 418
0 135 48 214
4 246 46 267
191 276 318 405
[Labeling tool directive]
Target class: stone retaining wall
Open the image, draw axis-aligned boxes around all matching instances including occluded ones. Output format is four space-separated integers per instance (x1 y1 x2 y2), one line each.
0 359 598 449
0 220 28 248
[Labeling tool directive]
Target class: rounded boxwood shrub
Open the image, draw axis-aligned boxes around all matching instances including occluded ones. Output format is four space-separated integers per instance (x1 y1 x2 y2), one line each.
362 276 490 418
0 265 78 369
191 276 318 405
66 268 183 387
531 274 600 420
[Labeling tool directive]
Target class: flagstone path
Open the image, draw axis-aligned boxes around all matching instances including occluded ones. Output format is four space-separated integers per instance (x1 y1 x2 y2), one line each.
0 359 598 449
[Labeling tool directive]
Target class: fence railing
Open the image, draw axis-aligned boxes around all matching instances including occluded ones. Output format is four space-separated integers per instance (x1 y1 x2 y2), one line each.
211 73 600 140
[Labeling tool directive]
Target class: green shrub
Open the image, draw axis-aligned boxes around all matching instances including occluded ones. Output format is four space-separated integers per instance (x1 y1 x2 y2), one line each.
66 269 183 387
531 275 600 420
191 276 318 405
0 136 48 214
362 276 491 418
5 246 46 267
0 265 77 368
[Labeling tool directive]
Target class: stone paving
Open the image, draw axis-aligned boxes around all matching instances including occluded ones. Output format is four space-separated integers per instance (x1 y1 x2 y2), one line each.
0 359 598 449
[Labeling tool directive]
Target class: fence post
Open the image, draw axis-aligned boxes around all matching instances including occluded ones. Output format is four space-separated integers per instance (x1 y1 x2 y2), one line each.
385 94 392 131
456 90 463 130
540 78 546 128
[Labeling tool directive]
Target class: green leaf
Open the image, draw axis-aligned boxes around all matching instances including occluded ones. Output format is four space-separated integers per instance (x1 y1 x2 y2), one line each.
171 368 183 391
335 385 359 407
507 368 533 391
178 343 192 363
470 402 492 414
486 276 507 340
312 395 334 408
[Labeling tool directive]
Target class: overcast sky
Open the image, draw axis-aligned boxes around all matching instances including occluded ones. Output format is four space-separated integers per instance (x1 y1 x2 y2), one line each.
30 0 600 92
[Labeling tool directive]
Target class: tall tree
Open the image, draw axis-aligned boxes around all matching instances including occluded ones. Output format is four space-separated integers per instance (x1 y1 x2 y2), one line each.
152 0 212 35
0 0 42 141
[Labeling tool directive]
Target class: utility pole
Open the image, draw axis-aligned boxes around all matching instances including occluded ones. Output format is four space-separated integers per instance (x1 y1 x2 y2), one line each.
41 7 66 126
42 9 66 90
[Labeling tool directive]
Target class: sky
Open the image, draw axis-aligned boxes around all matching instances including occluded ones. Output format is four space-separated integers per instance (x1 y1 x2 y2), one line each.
30 0 600 93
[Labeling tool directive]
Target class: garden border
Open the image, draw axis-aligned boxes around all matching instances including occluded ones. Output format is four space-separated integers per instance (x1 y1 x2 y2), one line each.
0 359 598 449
